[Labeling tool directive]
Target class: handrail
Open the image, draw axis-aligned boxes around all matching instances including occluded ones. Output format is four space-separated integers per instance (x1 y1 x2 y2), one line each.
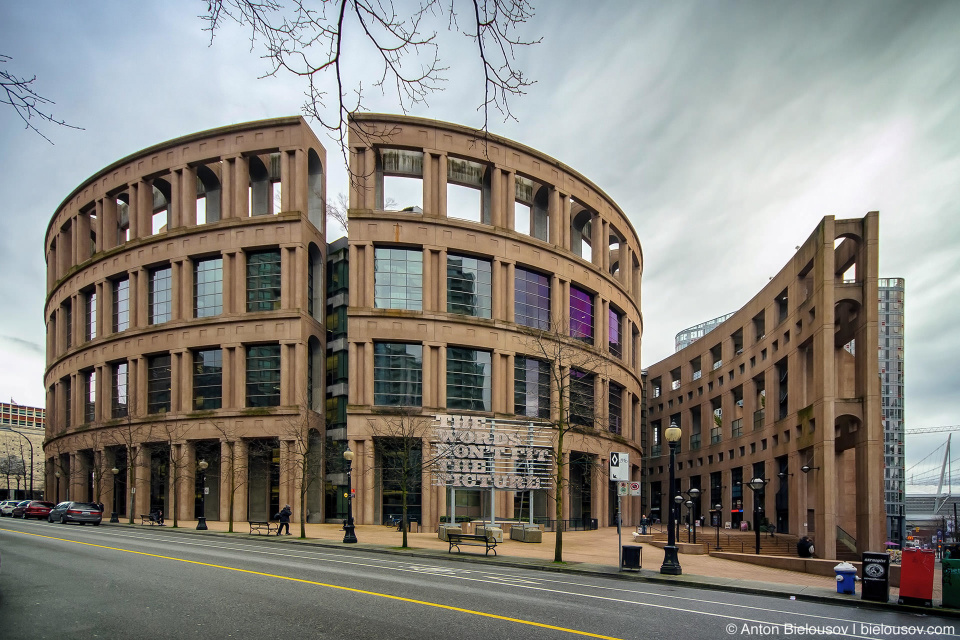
837 525 857 553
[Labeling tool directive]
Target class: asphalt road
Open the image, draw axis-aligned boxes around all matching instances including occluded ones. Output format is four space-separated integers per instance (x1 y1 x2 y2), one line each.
1 517 957 639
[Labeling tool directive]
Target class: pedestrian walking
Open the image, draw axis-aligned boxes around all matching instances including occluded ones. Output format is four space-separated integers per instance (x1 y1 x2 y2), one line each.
276 504 292 535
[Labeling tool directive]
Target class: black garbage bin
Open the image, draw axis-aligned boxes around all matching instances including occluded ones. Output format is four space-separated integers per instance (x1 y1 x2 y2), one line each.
621 545 642 571
861 552 890 602
589 518 598 530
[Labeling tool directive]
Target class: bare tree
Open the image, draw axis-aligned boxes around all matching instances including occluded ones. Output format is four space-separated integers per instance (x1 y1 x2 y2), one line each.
155 421 192 528
278 399 325 538
517 314 613 563
109 401 155 523
1 54 82 143
327 191 395 235
202 0 539 170
369 409 444 548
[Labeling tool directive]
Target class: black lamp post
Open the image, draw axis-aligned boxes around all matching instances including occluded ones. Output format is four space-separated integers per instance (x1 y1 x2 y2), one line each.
110 467 120 523
196 460 209 530
674 494 683 541
660 423 682 575
55 470 61 503
714 503 722 550
746 477 769 554
342 447 357 543
685 487 701 544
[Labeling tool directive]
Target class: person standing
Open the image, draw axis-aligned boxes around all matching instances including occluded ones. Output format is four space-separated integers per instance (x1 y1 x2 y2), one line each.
276 504 292 535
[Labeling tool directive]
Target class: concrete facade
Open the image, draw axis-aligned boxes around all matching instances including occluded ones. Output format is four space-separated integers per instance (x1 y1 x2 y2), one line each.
43 117 328 523
643 213 884 560
343 114 645 529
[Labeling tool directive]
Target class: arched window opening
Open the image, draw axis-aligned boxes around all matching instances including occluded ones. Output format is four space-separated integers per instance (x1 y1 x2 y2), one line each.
196 164 221 224
447 156 490 224
152 179 171 235
377 148 423 211
308 243 324 321
571 206 593 261
116 193 130 244
248 156 272 216
514 178 549 241
608 228 624 276
307 149 324 230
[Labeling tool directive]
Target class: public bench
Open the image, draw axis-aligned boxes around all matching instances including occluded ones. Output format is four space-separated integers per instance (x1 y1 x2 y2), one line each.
447 532 498 556
248 521 278 535
139 514 162 525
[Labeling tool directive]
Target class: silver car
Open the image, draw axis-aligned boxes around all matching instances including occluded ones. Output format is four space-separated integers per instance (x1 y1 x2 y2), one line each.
0 500 21 516
47 501 103 526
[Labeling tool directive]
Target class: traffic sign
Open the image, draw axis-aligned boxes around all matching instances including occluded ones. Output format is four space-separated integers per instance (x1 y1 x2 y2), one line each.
629 482 641 496
617 481 628 496
610 452 629 481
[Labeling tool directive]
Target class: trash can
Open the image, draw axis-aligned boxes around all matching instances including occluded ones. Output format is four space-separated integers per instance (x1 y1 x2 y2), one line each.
942 558 960 609
861 552 890 602
621 545 642 571
834 562 857 594
898 548 935 607
589 518 599 530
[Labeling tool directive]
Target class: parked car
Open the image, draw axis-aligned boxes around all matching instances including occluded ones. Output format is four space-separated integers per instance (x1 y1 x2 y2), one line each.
12 500 55 519
0 499 21 516
48 502 103 526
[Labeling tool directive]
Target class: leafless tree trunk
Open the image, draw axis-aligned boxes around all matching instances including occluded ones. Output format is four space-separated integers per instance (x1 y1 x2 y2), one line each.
517 313 612 563
279 398 324 538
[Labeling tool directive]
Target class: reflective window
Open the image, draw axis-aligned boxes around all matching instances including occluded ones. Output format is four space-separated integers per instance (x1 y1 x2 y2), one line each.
111 362 128 418
570 286 594 342
447 255 491 318
246 344 281 407
374 248 422 310
569 369 594 426
514 356 550 419
63 300 72 350
85 290 96 341
193 349 223 410
374 343 423 407
149 266 172 325
147 354 172 414
195 257 223 318
609 382 623 434
63 377 71 428
515 267 550 330
246 250 281 312
609 308 623 358
446 348 491 412
113 278 129 333
83 370 96 423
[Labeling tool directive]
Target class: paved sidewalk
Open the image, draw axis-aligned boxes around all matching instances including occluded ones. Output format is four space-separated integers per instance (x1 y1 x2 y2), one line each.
111 518 954 615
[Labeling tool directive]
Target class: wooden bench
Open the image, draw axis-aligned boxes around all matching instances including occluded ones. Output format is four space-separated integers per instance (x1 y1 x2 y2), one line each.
140 514 162 525
248 520 278 535
447 532 498 556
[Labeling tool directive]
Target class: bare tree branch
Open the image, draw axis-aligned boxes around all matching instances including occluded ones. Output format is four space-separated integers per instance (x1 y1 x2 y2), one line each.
1 54 83 144
202 1 537 173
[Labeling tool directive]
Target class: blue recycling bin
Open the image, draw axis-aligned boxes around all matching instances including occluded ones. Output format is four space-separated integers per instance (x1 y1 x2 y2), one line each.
834 562 857 594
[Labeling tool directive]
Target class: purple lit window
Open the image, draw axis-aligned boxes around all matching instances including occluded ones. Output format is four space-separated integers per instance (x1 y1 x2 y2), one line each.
570 286 593 342
609 308 622 358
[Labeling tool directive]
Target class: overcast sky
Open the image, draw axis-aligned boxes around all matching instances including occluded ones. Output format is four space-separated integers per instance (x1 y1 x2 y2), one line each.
1 1 957 489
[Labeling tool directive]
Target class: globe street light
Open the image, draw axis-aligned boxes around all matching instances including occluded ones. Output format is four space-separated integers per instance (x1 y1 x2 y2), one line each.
674 494 683 541
686 487 701 544
342 447 358 543
55 470 61 503
110 467 120 523
660 423 682 575
197 460 209 530
746 476 769 554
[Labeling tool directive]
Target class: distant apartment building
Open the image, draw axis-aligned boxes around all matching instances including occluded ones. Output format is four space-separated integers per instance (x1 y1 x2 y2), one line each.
1 401 46 499
675 313 735 352
879 278 905 545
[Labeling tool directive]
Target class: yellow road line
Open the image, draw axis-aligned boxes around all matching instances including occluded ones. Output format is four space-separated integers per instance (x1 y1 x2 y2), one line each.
3 529 621 640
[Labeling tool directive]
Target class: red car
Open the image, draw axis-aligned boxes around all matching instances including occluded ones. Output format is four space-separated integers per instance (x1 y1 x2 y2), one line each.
12 500 55 520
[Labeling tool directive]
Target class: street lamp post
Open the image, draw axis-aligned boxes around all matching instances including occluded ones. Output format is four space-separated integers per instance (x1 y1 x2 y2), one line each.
714 503 722 550
0 427 33 499
342 447 357 543
196 460 209 530
110 467 120 523
746 477 769 555
55 470 61 503
686 487 701 544
674 494 683 541
660 423 682 575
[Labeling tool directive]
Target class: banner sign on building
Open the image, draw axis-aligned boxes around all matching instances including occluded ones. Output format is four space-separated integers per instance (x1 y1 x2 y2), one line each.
432 415 553 490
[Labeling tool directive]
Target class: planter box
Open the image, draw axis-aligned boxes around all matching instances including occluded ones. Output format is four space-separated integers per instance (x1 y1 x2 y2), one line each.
510 524 543 543
475 525 504 543
438 524 462 542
